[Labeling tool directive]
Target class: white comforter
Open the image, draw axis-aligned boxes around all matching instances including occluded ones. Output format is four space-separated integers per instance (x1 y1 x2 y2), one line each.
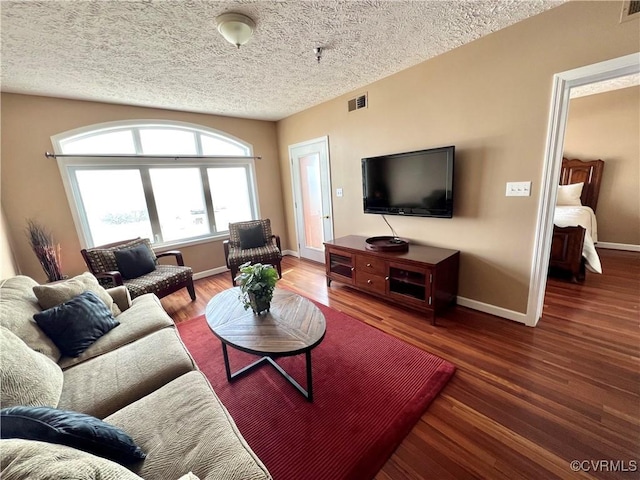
554 206 602 273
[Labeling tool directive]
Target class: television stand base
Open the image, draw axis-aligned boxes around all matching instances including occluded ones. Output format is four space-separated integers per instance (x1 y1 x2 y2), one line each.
365 236 409 252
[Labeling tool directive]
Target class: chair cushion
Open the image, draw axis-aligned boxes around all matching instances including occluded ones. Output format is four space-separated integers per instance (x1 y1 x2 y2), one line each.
229 219 272 248
238 223 267 249
227 244 282 269
33 271 121 317
0 326 63 408
83 238 155 275
114 243 157 279
33 291 120 358
123 264 192 299
0 439 144 479
0 406 146 465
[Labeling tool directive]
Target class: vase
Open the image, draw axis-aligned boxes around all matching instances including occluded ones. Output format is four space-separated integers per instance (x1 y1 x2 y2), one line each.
248 292 271 315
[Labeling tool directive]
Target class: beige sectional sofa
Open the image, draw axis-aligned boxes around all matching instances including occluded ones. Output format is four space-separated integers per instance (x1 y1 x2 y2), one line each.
0 274 272 480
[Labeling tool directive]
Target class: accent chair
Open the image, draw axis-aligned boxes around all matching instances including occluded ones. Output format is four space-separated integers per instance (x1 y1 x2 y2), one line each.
80 237 196 301
223 219 283 286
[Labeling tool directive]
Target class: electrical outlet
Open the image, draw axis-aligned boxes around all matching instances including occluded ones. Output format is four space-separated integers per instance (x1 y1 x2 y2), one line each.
336 188 343 197
506 181 531 197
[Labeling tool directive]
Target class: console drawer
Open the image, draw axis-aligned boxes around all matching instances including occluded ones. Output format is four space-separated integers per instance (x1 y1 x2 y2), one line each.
355 255 386 275
355 272 387 294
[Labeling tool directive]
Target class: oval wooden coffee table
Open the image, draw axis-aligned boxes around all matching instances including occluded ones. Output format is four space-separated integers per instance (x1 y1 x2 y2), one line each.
205 287 326 401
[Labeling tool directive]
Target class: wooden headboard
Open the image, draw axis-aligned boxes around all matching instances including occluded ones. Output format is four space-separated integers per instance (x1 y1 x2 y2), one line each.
560 157 605 212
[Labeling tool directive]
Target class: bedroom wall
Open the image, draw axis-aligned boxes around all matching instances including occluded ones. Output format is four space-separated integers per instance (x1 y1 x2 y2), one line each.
564 85 640 247
0 94 285 283
276 1 639 315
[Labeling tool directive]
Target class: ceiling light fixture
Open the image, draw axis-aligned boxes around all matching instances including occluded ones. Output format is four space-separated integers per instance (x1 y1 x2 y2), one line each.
216 12 255 48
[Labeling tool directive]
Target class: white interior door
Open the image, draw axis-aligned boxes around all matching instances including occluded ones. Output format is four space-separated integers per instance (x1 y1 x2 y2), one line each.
289 136 333 263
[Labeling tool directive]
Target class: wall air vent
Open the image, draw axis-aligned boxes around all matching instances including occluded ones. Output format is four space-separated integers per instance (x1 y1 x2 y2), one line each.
348 93 368 112
620 0 640 22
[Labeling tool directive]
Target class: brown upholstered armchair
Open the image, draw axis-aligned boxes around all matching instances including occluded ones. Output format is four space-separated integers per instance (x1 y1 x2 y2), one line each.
223 219 282 286
81 237 196 301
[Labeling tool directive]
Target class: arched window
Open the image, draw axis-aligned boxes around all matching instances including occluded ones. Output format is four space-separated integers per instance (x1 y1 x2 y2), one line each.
52 121 259 248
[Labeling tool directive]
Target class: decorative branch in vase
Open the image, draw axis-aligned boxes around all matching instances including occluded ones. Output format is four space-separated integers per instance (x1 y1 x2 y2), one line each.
25 219 64 283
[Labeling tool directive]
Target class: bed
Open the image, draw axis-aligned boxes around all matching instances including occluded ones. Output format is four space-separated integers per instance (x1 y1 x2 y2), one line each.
549 157 605 281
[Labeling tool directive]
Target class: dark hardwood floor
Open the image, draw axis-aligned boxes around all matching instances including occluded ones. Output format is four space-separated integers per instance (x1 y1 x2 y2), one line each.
161 248 639 480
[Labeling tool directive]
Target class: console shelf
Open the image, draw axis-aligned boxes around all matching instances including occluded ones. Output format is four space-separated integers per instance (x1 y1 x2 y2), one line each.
324 235 460 325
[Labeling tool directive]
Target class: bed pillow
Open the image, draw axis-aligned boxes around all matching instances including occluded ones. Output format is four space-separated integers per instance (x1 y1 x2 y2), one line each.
0 406 146 465
238 224 266 249
557 182 584 206
33 291 120 358
0 327 63 408
33 271 121 316
113 243 157 279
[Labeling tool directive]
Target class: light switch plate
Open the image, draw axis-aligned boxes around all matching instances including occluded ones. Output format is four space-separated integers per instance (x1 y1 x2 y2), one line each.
506 181 531 197
336 188 343 197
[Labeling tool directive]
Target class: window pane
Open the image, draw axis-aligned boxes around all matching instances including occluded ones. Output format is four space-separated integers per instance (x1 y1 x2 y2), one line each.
140 129 196 155
75 169 152 246
201 134 248 156
207 167 252 230
150 168 209 242
61 130 136 154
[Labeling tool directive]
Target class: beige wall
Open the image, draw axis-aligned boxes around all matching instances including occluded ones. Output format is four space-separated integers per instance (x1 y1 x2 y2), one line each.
276 1 639 313
564 86 640 246
0 208 19 279
0 94 285 283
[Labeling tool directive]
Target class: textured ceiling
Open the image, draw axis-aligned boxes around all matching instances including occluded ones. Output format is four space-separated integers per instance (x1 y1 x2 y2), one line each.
1 0 563 121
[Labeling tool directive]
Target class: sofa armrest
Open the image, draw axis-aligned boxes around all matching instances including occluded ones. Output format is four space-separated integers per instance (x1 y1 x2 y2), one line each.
106 285 132 313
156 250 185 266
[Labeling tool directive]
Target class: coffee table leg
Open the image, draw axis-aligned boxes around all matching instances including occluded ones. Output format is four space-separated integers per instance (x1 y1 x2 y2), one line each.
221 342 232 382
306 350 313 402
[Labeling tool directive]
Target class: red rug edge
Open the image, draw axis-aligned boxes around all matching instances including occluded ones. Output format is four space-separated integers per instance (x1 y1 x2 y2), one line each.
347 362 456 480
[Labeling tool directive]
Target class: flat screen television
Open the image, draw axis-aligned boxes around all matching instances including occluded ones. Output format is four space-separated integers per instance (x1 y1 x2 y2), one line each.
362 145 455 218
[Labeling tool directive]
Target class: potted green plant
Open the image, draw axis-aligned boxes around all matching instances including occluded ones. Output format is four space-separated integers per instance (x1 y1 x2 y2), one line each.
235 262 279 315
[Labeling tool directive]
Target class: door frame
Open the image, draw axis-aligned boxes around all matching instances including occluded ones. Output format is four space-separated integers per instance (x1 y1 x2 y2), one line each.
527 52 640 326
288 136 334 261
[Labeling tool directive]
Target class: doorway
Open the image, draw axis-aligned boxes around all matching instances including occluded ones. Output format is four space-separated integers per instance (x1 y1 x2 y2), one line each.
527 53 640 325
289 136 334 263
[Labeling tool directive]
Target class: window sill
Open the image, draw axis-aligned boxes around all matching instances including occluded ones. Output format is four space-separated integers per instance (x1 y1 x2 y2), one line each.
152 234 230 253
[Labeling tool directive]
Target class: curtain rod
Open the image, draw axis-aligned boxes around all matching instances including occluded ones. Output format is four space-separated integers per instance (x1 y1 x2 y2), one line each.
45 152 261 160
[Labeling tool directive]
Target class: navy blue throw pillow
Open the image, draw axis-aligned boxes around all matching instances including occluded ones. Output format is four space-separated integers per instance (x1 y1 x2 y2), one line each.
0 406 146 465
239 224 266 249
33 290 119 357
114 243 156 279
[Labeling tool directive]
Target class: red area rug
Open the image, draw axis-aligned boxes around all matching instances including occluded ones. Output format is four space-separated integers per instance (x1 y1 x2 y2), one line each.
177 302 455 480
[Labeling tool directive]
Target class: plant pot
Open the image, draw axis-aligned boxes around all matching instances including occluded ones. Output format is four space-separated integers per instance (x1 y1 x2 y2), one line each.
248 292 271 315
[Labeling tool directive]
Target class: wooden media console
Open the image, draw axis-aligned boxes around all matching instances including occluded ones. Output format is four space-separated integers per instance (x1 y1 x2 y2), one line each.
324 235 460 324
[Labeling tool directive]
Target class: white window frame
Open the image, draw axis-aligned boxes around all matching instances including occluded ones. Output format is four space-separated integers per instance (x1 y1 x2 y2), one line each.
52 120 260 250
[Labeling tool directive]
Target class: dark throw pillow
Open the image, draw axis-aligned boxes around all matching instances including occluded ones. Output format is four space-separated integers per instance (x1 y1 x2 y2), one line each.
238 224 266 249
114 243 157 279
0 406 146 465
33 290 120 357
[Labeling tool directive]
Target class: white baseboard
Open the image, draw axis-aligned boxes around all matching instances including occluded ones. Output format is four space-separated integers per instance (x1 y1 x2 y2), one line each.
596 242 640 252
456 296 532 326
194 251 299 280
193 266 228 280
